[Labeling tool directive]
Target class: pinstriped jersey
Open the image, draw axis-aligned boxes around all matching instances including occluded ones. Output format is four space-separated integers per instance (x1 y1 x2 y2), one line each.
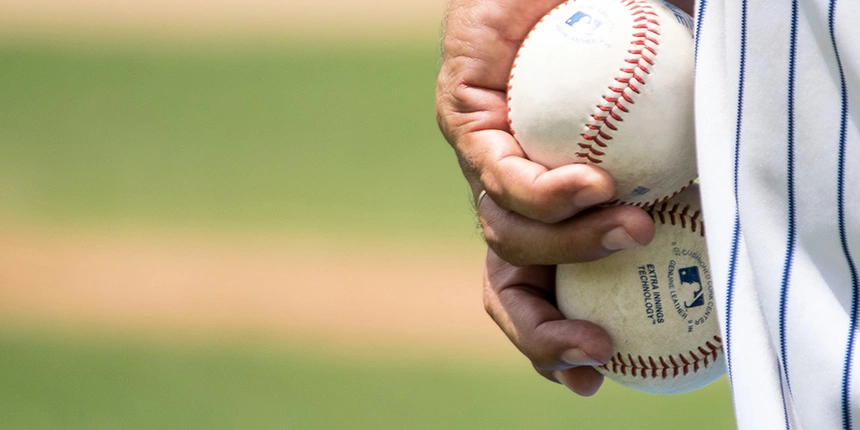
693 0 860 427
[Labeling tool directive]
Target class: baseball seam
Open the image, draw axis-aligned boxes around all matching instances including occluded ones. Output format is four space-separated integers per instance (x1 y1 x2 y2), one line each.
646 195 705 236
601 335 722 379
575 0 660 164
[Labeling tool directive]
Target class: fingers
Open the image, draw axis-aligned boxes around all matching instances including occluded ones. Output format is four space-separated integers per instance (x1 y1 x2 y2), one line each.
463 129 616 224
448 109 648 267
483 249 613 396
479 195 655 266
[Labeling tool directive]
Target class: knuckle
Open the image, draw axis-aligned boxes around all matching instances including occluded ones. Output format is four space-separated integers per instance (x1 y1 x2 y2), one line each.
481 222 503 250
482 286 496 317
480 215 508 250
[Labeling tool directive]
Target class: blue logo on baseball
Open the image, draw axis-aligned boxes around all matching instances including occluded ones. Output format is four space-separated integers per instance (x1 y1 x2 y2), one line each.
667 254 713 332
564 11 603 36
679 266 705 309
555 6 614 46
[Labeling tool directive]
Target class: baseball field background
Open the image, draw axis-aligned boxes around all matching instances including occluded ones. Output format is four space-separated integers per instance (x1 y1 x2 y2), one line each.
0 1 735 428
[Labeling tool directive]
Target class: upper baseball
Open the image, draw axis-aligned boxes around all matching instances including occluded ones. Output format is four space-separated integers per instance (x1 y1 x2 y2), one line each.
507 0 697 206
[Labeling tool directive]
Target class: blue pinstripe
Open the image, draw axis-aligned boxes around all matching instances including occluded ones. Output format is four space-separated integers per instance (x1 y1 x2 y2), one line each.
693 0 859 425
830 0 860 427
720 0 744 395
693 0 708 65
777 2 800 428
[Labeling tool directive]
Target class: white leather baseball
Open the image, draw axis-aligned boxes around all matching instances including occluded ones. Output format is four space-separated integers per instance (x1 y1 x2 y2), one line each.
556 185 726 394
507 0 697 206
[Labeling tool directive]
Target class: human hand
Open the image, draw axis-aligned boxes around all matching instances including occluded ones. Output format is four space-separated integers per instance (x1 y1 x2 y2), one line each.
438 0 697 397
436 0 655 397
436 0 656 266
483 248 613 395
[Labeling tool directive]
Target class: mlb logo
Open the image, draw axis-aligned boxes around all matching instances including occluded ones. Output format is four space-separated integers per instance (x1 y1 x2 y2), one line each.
564 11 603 36
679 266 705 309
630 186 651 197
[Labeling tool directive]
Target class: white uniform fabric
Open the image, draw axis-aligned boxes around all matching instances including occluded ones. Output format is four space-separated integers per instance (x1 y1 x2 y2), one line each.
694 0 860 428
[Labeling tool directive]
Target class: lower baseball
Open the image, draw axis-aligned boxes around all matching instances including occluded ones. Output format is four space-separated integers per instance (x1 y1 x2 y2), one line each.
556 185 726 394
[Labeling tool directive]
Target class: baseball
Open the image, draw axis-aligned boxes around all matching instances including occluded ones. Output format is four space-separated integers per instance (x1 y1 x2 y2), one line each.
556 185 725 394
507 0 697 206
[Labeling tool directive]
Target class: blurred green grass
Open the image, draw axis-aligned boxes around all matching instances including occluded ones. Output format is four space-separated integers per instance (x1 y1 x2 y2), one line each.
0 40 474 239
0 329 735 430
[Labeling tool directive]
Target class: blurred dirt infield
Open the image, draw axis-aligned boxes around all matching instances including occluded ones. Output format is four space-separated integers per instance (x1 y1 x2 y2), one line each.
0 227 509 358
0 0 448 43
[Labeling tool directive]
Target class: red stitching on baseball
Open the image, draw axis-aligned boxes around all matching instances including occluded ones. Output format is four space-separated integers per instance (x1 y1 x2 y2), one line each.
577 143 605 156
581 133 610 144
600 335 724 380
640 184 704 235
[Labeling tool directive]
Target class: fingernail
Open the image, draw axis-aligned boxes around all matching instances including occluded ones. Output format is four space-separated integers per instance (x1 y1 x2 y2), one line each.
573 187 611 208
561 348 604 366
601 226 643 251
